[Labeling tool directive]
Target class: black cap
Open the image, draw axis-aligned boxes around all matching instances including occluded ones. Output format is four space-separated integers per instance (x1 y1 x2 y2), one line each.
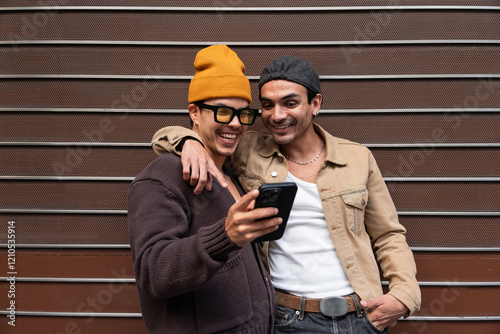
258 56 322 96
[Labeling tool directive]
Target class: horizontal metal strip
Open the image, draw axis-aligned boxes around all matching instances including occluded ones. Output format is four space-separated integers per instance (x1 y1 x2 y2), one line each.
0 74 188 80
401 316 500 321
1 142 499 148
411 247 500 252
1 176 499 182
0 243 130 249
320 74 500 80
0 310 142 318
0 107 189 113
382 281 500 287
0 176 135 181
0 107 499 113
414 282 500 287
1 6 499 12
0 244 498 252
1 277 135 283
0 209 128 214
321 108 500 114
1 40 499 46
2 74 499 80
0 310 497 321
1 209 498 216
0 142 151 147
366 143 500 148
3 277 498 286
384 177 500 182
398 212 500 216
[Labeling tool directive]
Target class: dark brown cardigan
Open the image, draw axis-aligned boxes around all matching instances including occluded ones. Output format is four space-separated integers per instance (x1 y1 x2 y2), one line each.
128 153 275 333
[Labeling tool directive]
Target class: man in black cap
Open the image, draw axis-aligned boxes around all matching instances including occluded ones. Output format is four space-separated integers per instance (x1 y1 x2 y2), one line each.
152 55 421 333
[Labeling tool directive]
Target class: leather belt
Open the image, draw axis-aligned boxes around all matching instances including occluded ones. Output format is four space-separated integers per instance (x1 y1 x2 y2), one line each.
276 291 360 317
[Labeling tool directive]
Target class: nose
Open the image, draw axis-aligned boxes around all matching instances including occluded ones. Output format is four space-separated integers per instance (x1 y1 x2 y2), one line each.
227 113 242 128
271 104 287 123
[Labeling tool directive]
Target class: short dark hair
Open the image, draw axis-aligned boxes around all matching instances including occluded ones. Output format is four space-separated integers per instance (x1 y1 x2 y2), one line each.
306 87 318 104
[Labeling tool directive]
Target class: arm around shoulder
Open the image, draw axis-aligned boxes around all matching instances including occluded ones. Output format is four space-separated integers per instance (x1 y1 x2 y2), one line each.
151 126 203 156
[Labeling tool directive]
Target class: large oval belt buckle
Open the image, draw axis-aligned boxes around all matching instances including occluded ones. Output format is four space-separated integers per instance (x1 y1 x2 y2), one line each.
319 296 349 317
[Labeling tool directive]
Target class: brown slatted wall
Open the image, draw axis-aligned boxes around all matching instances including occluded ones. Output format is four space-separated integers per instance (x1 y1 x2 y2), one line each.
0 2 499 333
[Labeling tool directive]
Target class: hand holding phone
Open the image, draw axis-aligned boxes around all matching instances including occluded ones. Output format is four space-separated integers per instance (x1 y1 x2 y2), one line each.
252 182 297 242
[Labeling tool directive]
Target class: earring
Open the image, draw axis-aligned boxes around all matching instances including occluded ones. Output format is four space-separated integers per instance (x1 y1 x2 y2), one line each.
313 111 319 117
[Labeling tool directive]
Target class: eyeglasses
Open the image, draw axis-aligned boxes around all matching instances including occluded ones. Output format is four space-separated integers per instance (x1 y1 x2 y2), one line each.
196 103 259 125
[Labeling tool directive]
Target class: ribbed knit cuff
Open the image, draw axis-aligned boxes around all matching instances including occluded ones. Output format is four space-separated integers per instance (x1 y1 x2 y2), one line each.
199 220 240 261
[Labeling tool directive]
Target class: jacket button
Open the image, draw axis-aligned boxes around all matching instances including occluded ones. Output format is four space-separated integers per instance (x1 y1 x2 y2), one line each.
277 157 284 163
271 171 278 178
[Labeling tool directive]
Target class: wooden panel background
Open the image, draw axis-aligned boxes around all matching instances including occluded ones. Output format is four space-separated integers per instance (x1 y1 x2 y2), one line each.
0 2 499 333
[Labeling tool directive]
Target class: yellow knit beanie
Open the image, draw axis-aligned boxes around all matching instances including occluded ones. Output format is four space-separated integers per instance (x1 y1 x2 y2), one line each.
188 45 252 103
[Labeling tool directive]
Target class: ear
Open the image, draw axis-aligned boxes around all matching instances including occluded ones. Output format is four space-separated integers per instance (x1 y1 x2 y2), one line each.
311 94 322 115
188 103 200 125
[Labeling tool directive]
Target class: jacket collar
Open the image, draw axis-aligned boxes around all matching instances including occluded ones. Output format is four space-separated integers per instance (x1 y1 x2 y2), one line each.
256 123 347 166
257 135 279 158
314 123 347 166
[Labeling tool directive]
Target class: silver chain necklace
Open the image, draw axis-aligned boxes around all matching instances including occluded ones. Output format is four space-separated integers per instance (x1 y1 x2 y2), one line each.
282 141 325 166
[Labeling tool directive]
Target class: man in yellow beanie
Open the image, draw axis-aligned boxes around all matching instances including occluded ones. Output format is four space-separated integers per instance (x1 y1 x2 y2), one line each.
127 45 279 333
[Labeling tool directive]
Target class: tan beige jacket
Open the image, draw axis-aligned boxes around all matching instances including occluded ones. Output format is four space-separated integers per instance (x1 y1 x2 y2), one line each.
152 124 421 316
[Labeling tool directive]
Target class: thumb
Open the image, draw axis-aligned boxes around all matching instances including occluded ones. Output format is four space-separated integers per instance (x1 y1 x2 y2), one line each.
360 298 377 310
208 164 227 188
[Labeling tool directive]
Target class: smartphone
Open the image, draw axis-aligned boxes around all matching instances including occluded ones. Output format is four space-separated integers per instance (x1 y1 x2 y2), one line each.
252 182 297 243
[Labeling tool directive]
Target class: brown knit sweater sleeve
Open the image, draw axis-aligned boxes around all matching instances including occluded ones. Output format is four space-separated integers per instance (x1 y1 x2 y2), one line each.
127 154 239 300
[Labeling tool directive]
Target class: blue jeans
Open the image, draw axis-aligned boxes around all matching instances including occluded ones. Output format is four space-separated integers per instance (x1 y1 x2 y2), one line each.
274 305 388 334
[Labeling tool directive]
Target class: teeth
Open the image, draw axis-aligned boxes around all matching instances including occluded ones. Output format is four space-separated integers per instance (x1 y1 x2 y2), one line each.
220 133 237 139
275 124 291 129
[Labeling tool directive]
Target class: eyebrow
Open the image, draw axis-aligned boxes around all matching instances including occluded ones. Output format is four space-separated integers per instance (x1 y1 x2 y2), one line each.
260 93 301 102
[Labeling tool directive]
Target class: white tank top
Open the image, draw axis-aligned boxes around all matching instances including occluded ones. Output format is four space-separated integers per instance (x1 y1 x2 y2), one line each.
269 172 354 298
